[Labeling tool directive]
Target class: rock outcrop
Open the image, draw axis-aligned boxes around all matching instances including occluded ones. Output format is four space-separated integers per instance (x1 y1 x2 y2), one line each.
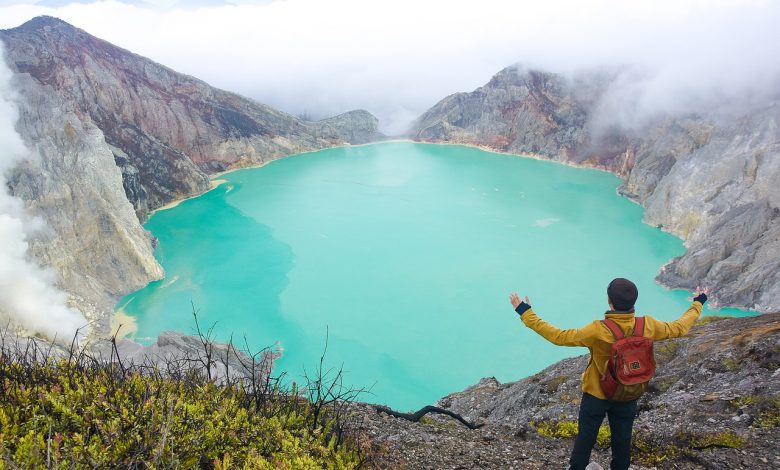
91 332 278 385
413 65 780 312
2 329 276 387
0 16 384 333
441 314 780 435
355 313 780 468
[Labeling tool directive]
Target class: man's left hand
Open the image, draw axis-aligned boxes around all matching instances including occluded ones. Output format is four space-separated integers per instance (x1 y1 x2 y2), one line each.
509 293 531 309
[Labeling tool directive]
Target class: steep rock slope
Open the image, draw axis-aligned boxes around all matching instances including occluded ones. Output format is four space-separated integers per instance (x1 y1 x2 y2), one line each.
442 314 780 438
6 72 162 329
1 16 384 219
355 313 780 469
0 16 383 332
413 65 780 312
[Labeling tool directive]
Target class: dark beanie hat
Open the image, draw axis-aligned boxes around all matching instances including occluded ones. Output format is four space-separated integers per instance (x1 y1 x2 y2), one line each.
607 278 638 311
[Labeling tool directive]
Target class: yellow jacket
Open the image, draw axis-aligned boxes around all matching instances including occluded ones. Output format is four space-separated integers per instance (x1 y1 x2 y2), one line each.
520 301 703 399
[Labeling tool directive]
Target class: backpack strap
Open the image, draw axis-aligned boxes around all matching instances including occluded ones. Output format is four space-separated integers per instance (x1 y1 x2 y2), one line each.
633 316 645 337
601 318 625 340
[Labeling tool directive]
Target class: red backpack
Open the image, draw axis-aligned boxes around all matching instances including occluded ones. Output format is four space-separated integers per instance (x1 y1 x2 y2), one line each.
599 317 656 401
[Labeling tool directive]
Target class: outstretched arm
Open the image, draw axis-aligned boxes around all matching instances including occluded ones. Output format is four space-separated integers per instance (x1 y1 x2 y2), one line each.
649 287 709 340
509 293 592 347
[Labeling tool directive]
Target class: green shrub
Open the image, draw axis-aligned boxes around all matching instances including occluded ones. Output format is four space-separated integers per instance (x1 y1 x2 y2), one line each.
533 420 611 447
754 395 780 428
632 436 680 466
655 341 680 362
720 357 741 371
729 395 758 408
0 328 367 468
677 430 746 449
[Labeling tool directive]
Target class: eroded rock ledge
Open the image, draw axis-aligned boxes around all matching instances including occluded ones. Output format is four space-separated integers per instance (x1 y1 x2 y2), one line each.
354 313 780 469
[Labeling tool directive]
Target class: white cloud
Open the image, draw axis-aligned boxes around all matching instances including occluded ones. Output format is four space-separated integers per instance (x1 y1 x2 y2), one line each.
0 0 778 134
0 0 40 6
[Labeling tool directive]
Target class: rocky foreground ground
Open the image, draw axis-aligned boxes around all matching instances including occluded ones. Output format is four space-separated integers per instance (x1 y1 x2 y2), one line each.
351 313 780 469
6 312 778 468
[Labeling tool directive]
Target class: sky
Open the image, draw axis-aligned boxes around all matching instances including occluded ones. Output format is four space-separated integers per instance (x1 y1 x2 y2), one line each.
0 0 778 133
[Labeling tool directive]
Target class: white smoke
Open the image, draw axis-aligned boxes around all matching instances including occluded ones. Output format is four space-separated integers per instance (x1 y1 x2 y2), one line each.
0 47 89 343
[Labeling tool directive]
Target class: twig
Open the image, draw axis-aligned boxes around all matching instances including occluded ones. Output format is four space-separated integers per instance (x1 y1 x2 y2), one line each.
375 405 484 429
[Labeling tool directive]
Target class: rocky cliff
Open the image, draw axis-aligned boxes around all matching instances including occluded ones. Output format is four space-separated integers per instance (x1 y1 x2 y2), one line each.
413 65 780 313
6 71 163 330
355 313 780 468
0 16 383 333
1 16 384 220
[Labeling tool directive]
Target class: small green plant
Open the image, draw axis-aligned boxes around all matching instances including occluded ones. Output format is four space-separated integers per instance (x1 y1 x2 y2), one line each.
542 375 568 394
730 395 758 408
755 410 780 428
655 341 680 361
695 315 733 326
720 357 741 371
418 416 435 426
754 395 780 428
533 420 610 447
678 431 746 449
632 436 680 466
651 378 677 393
633 429 746 466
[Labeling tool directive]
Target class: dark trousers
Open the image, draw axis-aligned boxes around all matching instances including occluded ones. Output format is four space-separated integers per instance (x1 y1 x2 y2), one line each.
569 393 637 470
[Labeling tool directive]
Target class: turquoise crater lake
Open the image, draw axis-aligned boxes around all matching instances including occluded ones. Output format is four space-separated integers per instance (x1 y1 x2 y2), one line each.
117 142 747 410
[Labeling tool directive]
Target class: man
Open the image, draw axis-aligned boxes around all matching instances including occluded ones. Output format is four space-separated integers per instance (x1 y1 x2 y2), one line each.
509 278 709 470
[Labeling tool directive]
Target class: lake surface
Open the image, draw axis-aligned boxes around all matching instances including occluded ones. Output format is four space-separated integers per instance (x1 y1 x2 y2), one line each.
117 142 749 410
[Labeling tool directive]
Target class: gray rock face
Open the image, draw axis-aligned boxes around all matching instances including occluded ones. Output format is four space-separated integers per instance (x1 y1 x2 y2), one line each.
1 16 385 220
7 72 162 330
0 330 275 387
353 314 780 469
635 111 780 312
413 65 780 312
318 109 382 145
90 332 277 385
0 16 384 334
414 66 625 169
439 313 780 452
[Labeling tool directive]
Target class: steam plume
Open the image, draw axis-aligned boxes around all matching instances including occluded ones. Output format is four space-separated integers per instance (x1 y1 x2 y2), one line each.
0 46 89 342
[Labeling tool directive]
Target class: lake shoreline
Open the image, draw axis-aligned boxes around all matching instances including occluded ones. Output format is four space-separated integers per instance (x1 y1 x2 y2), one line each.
110 308 139 339
150 178 229 216
152 140 616 218
112 142 752 409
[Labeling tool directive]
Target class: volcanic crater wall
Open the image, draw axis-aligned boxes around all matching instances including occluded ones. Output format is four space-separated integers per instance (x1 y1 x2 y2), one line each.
413 65 780 312
0 16 384 333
